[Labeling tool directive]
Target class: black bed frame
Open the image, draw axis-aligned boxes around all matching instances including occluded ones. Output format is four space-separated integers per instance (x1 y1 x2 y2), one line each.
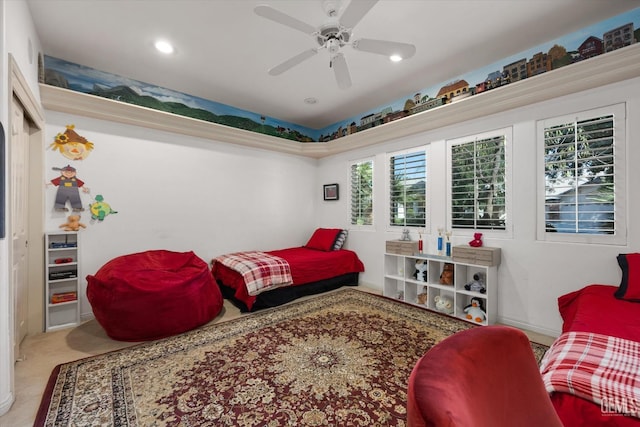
217 272 360 312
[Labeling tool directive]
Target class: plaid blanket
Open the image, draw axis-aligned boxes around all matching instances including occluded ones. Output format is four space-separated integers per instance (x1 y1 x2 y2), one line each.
540 331 640 418
214 251 292 296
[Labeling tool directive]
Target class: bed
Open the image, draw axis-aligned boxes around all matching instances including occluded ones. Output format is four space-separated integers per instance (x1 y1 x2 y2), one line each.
540 253 640 426
211 228 365 312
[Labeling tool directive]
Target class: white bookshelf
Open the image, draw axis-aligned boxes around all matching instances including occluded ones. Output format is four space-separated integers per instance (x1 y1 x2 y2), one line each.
383 248 500 325
45 232 80 331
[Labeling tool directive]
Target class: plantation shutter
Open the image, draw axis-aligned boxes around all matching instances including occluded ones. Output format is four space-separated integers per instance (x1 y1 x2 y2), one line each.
451 135 506 230
389 150 426 227
543 114 615 234
350 159 373 226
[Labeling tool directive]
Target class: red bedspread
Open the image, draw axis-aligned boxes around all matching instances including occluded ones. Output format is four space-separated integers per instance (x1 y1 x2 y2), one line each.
211 247 364 311
550 284 640 426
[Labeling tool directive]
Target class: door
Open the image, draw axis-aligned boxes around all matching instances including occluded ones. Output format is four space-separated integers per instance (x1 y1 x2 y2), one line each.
11 96 30 361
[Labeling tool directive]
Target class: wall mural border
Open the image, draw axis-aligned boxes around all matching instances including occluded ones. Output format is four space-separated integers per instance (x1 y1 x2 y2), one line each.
41 8 640 144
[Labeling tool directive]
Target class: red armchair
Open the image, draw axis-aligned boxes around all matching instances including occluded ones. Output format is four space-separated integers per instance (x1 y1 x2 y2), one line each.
407 325 562 427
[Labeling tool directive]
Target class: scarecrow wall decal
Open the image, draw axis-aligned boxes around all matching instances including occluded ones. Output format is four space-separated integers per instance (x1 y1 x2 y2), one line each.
50 124 94 160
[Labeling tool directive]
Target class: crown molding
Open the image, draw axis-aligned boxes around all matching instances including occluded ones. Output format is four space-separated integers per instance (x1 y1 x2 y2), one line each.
39 85 307 157
40 43 640 159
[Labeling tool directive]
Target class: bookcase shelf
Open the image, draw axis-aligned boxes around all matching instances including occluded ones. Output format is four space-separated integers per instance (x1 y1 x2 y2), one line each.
383 244 500 325
45 232 80 331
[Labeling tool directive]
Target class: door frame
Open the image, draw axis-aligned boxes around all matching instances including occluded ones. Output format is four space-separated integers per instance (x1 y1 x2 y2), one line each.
9 54 45 341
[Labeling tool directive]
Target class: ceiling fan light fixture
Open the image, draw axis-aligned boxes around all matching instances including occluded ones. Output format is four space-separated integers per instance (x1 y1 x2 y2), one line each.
327 38 341 54
154 40 174 54
390 54 403 62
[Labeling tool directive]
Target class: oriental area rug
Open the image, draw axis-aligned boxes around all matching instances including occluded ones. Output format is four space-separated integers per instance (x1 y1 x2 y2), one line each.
35 289 549 426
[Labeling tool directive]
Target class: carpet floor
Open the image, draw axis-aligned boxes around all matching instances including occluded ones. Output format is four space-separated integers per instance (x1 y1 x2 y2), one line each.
35 289 548 426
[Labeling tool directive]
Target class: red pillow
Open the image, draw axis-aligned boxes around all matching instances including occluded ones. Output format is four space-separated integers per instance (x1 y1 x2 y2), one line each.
305 228 342 251
614 253 640 301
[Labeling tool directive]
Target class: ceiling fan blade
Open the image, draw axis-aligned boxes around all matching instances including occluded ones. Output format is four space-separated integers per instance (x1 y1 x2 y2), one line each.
331 53 352 89
268 49 318 76
352 38 416 59
254 5 317 35
340 0 379 29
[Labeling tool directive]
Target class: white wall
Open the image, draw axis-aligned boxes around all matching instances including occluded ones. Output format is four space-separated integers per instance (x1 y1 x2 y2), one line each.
317 76 640 336
43 111 319 320
3 0 41 96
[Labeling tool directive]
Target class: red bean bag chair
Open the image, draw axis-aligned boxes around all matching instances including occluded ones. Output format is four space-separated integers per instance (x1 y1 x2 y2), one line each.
87 250 223 341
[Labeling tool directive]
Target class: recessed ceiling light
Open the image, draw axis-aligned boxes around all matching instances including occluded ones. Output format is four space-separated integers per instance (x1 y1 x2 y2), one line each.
155 40 174 54
390 55 403 62
304 97 318 105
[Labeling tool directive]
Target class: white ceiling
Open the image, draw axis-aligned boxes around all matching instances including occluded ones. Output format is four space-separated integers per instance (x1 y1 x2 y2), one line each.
26 0 640 130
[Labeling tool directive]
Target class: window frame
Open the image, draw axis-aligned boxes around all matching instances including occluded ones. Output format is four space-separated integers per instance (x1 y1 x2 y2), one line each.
536 103 627 245
386 146 429 231
446 127 513 238
348 157 375 229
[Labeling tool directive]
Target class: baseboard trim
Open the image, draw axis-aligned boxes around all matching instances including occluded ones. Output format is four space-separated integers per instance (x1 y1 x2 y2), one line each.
497 316 560 339
0 392 15 416
80 313 95 323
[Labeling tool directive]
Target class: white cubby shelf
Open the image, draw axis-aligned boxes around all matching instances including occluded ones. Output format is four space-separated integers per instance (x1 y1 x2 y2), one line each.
383 247 500 326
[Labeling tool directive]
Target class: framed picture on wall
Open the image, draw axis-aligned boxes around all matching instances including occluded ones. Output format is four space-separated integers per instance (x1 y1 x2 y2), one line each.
323 183 339 201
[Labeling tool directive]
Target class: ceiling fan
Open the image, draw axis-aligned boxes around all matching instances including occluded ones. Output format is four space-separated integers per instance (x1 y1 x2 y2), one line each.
255 0 416 89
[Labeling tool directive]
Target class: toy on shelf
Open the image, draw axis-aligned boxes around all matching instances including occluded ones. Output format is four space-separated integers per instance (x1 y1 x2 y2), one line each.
51 291 78 304
400 228 411 241
464 297 486 323
417 292 428 305
414 260 428 282
464 273 486 294
434 295 454 314
469 232 483 247
439 263 454 285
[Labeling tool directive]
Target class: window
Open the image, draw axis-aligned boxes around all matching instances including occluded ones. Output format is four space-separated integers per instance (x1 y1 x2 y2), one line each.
449 129 509 231
537 104 626 244
388 148 426 228
349 159 373 226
